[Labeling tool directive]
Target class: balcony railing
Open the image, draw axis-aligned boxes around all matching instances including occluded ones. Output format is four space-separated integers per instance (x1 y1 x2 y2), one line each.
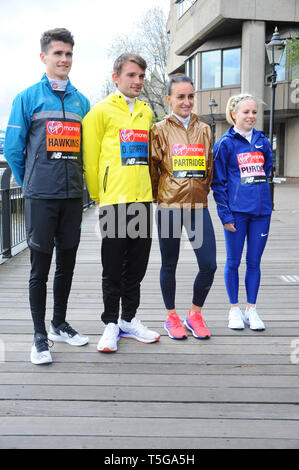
0 167 94 259
177 0 197 19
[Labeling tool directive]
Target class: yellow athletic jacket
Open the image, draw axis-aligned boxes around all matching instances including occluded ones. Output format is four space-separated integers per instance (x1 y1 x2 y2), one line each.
82 93 153 206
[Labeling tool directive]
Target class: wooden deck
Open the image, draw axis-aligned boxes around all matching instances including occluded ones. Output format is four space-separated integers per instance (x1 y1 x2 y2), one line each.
0 185 299 449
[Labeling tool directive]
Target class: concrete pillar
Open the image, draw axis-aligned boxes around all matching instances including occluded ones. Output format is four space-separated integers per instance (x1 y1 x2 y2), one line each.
241 21 266 131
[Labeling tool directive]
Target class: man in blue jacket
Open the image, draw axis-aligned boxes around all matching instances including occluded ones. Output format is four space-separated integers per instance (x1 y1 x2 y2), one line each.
4 28 90 364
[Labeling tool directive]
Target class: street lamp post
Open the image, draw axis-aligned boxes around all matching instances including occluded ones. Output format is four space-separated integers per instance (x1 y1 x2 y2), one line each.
209 98 218 147
265 27 285 209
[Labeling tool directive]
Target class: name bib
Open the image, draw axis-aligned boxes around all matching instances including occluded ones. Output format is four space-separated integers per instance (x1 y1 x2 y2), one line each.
120 129 149 166
46 121 81 160
172 144 206 178
237 151 267 184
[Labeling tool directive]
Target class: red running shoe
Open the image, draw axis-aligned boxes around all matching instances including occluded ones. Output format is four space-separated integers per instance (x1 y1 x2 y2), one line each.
164 312 188 340
184 310 211 339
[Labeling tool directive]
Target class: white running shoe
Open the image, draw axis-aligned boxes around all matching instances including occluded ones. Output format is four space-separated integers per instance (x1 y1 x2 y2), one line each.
244 306 265 331
97 323 120 352
118 317 160 343
48 322 89 346
30 333 53 365
228 306 245 330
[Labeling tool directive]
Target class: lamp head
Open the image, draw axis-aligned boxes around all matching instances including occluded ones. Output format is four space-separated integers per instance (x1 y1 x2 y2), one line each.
265 27 285 66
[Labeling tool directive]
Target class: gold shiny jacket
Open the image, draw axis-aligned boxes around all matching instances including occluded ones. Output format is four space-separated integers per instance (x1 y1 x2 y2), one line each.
150 113 213 208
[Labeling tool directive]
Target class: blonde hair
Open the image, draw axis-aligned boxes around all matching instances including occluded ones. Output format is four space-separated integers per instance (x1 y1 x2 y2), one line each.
226 94 257 126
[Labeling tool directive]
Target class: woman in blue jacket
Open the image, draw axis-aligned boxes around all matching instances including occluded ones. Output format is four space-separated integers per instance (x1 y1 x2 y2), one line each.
212 94 272 331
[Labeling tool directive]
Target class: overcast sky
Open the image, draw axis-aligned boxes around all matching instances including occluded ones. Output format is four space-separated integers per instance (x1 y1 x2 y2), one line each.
0 0 170 130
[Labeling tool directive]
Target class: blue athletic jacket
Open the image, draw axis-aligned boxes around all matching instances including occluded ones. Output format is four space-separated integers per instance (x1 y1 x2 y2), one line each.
4 74 90 198
212 127 273 224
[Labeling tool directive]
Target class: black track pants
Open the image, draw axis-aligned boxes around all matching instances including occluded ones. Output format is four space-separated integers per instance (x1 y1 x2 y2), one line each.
99 202 152 325
25 198 82 335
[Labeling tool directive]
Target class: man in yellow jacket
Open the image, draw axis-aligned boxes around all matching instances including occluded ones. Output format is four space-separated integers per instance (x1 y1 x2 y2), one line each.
83 53 160 352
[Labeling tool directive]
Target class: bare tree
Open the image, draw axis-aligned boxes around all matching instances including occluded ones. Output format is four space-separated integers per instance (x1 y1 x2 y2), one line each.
104 6 170 119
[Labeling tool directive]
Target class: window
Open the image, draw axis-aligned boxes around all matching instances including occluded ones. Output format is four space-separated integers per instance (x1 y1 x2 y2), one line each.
201 50 221 89
186 54 198 90
201 48 241 89
177 0 197 19
222 48 241 86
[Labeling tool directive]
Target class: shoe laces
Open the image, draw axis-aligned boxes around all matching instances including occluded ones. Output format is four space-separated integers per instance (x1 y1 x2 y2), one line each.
189 311 206 327
35 334 54 352
127 317 148 335
103 323 119 339
59 322 78 337
230 307 243 319
246 306 259 319
166 313 182 328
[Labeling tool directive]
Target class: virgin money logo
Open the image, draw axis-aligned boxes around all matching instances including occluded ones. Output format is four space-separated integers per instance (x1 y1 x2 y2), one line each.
238 155 249 164
47 121 64 136
173 144 188 157
120 129 135 143
238 153 263 165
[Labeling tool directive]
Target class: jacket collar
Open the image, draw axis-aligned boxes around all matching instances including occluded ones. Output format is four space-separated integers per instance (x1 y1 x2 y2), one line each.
227 125 266 146
41 73 76 94
166 112 199 128
105 93 149 117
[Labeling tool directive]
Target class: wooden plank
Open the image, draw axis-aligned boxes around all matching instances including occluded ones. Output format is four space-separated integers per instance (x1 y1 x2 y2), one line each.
0 372 298 388
1 352 296 365
0 362 297 376
0 417 299 439
2 352 297 366
0 435 298 449
2 341 297 355
0 384 298 403
1 400 298 420
1 333 298 344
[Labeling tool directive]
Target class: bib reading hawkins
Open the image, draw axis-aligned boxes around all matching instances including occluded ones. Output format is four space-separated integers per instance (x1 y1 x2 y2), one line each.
46 121 81 160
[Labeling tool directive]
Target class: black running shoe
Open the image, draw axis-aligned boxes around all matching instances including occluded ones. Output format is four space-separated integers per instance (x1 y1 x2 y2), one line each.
48 321 89 346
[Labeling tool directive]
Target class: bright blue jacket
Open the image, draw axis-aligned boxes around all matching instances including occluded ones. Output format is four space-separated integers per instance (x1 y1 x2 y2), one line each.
212 127 273 225
4 74 90 198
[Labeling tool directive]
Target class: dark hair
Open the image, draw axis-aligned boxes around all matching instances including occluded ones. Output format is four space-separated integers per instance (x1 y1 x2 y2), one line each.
167 75 194 95
113 53 147 75
40 28 74 53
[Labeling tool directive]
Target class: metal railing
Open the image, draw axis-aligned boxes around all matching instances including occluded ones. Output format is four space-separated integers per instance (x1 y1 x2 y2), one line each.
0 166 94 259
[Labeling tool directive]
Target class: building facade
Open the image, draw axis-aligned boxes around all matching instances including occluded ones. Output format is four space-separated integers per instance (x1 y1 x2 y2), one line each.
167 0 299 177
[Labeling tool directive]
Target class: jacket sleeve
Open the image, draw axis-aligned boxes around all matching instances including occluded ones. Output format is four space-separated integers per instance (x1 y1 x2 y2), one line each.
263 137 273 179
4 93 32 187
211 138 235 225
82 105 105 204
149 124 163 203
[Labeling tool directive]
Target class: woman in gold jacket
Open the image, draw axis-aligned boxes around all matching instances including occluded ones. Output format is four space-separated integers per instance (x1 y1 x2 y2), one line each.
150 75 217 340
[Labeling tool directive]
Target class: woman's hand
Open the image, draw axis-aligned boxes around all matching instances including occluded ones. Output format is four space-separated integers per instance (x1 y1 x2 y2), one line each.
224 223 237 232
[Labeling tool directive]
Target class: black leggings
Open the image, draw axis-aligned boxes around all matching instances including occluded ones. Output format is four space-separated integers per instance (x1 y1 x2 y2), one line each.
29 247 78 335
157 207 217 310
